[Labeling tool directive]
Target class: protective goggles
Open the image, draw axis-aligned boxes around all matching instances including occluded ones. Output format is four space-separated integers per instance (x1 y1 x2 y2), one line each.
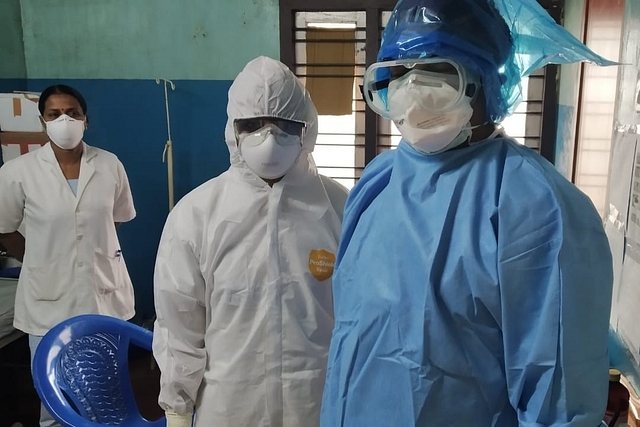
235 121 304 147
361 58 479 118
234 117 306 141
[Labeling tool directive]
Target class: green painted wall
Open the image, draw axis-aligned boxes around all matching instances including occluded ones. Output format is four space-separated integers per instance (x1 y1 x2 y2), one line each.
0 0 26 78
20 0 280 80
555 0 585 179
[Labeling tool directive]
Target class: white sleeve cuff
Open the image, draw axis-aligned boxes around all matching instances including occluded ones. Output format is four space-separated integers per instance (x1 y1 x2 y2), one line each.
165 411 193 427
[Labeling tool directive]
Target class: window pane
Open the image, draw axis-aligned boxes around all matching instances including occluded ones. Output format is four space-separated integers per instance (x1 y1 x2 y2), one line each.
381 11 393 27
296 12 365 28
295 11 367 189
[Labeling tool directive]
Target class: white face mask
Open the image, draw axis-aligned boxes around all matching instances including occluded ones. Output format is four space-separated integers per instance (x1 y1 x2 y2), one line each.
45 114 85 150
238 125 302 180
388 72 474 154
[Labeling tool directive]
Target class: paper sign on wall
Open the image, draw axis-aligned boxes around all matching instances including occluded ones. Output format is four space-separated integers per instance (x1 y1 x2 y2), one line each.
628 148 640 263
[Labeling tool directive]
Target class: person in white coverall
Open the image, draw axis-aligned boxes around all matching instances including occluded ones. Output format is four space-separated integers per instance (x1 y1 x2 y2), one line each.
152 56 348 427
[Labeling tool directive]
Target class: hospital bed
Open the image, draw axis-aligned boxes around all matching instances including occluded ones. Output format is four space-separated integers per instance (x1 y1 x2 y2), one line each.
0 277 22 349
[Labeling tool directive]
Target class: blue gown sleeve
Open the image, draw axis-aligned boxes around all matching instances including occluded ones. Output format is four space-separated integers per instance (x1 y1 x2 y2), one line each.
498 152 613 426
331 150 394 308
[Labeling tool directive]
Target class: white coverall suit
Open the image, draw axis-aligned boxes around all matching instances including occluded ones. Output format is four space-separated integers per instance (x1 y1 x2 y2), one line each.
152 56 348 427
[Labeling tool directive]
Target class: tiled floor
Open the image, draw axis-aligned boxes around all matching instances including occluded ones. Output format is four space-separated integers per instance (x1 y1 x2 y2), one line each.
0 334 164 427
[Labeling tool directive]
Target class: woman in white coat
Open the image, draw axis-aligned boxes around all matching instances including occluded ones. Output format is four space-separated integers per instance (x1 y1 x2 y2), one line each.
153 56 348 427
0 84 136 427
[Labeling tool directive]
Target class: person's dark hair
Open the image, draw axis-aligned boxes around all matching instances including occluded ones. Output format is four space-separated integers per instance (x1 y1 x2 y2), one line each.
38 85 88 116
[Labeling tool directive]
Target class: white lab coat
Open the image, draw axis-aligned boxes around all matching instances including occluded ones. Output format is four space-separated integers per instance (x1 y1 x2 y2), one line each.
153 56 348 427
0 142 136 335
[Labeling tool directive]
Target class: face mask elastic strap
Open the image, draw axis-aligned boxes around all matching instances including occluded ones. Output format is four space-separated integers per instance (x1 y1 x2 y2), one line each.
487 125 505 139
465 123 504 146
462 121 487 132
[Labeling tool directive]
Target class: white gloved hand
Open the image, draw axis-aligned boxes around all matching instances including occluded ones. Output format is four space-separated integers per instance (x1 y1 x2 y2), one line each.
165 411 193 427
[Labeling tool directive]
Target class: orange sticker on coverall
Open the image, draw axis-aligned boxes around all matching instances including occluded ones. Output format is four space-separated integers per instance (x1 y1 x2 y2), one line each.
308 249 336 281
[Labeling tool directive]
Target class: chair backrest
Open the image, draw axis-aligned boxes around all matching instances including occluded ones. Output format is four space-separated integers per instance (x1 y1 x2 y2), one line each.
33 314 166 427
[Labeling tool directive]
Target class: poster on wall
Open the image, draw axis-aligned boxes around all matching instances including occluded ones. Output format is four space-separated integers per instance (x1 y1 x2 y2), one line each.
617 255 640 365
607 0 640 383
0 132 49 165
629 146 640 263
607 132 640 365
605 132 638 329
606 132 637 232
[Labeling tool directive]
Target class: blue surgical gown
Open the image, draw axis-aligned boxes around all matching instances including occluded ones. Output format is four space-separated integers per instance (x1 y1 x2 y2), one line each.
320 138 613 426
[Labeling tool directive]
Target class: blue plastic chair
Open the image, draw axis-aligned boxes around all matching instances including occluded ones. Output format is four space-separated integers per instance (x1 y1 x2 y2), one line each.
33 314 166 427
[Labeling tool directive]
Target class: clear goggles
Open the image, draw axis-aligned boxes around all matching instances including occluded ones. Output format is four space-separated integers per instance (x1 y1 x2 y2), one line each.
234 117 306 146
362 58 478 118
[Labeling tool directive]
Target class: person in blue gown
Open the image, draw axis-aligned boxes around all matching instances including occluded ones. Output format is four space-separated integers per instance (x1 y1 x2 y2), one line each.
320 0 616 425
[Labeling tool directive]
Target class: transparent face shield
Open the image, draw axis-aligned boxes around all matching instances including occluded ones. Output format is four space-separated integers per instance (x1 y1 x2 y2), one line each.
234 117 306 146
362 58 479 119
